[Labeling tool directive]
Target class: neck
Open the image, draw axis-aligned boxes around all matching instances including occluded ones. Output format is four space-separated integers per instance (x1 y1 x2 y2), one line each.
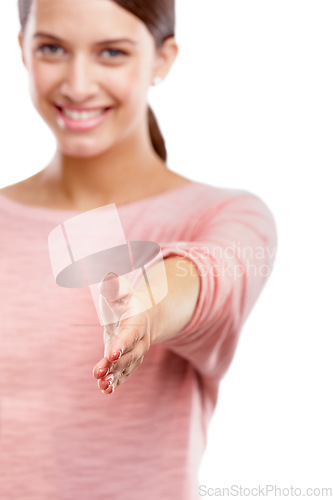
37 123 167 211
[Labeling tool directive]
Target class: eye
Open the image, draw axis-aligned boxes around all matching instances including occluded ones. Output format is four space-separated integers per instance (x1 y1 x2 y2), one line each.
37 44 65 55
99 48 127 59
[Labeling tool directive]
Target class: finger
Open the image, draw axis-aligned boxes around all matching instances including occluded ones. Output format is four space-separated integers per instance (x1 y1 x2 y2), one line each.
114 354 145 388
102 339 148 392
93 313 141 380
98 272 119 299
103 322 121 358
99 373 116 395
93 323 143 379
92 356 111 379
105 321 145 363
99 297 119 333
98 275 134 330
99 274 133 301
107 341 144 375
99 354 145 394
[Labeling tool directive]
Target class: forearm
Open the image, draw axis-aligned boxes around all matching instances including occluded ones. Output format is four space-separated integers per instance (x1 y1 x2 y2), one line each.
145 256 201 345
94 256 201 395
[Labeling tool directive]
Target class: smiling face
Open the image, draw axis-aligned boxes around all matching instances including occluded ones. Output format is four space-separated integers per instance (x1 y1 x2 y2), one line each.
19 0 164 158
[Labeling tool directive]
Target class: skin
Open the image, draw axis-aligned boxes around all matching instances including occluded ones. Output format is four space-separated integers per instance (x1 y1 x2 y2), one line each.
3 0 191 210
93 256 200 395
3 0 201 395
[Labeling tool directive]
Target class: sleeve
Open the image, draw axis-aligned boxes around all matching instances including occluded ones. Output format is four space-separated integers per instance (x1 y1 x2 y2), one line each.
158 191 278 382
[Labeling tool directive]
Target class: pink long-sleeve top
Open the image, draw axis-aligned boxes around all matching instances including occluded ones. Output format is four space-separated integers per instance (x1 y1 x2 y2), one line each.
0 180 278 500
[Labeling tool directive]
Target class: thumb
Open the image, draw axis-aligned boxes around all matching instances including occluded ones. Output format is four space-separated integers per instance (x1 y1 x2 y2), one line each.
98 273 134 328
98 272 133 301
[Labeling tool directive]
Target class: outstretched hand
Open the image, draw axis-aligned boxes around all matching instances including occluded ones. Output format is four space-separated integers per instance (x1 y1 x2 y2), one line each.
92 273 152 395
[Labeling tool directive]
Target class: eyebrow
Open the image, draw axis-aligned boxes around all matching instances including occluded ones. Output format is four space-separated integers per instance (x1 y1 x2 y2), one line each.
33 32 137 45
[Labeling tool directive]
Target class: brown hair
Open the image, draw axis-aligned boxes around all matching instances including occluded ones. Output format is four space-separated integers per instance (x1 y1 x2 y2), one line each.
18 0 175 162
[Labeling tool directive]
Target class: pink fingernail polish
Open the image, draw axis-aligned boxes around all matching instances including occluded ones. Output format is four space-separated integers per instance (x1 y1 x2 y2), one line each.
102 379 114 393
101 374 114 389
99 367 109 378
113 350 122 361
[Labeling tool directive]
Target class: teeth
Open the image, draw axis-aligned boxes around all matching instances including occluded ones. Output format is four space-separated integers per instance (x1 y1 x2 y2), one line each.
61 108 106 120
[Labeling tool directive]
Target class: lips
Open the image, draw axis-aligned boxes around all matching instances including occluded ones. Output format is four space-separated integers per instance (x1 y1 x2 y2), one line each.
62 108 106 120
55 104 111 119
55 102 112 111
54 104 113 131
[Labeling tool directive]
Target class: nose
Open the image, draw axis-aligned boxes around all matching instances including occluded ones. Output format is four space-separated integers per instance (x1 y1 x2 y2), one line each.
60 53 99 102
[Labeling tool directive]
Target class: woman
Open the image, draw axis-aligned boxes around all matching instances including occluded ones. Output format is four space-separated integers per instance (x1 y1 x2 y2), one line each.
0 0 278 499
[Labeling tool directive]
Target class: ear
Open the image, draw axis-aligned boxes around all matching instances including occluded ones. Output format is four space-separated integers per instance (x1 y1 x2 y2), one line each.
152 36 179 84
18 30 27 68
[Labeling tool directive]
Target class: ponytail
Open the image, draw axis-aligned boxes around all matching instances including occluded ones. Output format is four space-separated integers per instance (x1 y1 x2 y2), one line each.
148 105 167 162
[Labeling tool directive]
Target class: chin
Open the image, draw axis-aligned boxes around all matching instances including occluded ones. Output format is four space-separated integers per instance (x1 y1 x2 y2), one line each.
58 137 111 159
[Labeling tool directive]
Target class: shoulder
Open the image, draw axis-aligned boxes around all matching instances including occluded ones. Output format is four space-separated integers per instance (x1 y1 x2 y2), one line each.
182 181 277 240
0 175 41 205
194 181 274 214
0 183 24 202
180 180 269 212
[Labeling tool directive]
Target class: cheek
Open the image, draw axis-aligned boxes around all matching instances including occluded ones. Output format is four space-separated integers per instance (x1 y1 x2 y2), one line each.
105 63 150 106
28 63 59 104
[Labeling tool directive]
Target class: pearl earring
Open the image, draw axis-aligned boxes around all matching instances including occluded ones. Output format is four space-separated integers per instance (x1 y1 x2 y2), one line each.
152 76 163 86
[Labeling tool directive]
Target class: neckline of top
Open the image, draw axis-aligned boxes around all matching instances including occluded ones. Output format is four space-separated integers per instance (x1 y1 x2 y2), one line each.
0 180 200 222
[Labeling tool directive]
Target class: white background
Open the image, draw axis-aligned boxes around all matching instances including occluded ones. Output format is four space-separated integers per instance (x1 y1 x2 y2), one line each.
1 1 332 497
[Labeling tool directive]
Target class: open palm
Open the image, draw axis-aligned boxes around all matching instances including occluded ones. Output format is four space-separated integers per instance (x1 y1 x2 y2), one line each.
92 272 152 395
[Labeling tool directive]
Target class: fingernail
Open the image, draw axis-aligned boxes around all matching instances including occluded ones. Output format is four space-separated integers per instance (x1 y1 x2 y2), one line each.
100 374 114 390
112 350 122 361
99 367 109 378
102 379 114 394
